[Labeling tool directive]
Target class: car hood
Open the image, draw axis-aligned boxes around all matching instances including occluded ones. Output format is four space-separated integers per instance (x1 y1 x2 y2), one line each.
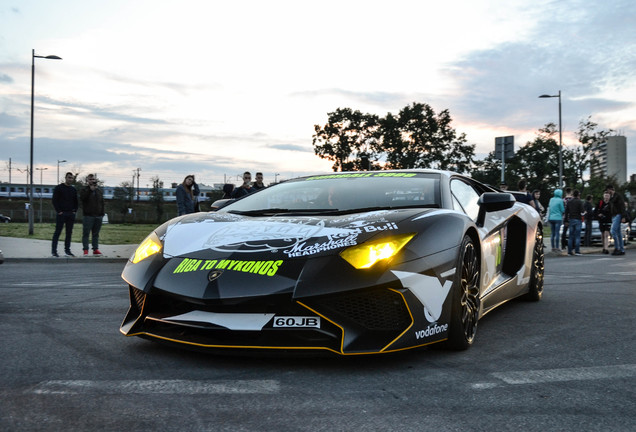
160 209 431 260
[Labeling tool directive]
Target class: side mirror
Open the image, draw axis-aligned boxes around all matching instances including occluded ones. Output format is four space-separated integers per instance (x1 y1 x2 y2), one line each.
476 192 515 227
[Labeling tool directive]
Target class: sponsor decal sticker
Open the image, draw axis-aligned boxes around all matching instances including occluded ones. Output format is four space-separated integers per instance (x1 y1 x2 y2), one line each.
305 172 417 181
415 323 448 340
283 222 399 257
392 270 453 322
283 235 358 257
173 258 283 277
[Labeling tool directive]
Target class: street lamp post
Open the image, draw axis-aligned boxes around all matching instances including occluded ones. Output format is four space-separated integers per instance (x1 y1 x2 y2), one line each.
539 90 563 188
35 167 48 223
57 159 67 184
30 49 62 235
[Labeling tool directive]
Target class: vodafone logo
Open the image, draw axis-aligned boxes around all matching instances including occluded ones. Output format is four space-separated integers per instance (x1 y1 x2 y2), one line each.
415 323 448 340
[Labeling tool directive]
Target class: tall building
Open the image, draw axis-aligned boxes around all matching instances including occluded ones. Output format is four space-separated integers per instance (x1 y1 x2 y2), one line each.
590 136 627 184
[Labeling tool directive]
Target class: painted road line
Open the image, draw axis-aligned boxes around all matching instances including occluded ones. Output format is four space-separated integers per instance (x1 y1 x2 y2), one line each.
30 379 280 395
493 364 636 385
472 364 636 389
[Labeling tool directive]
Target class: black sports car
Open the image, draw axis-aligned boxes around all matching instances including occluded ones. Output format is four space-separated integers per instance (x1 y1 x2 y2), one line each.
121 170 544 354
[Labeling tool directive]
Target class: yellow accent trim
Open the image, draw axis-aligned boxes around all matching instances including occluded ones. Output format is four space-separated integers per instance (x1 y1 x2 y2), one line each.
123 331 446 355
122 288 446 355
297 300 346 354
379 289 414 352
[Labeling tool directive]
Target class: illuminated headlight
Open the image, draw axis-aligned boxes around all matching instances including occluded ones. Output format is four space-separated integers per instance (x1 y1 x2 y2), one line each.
131 231 163 263
340 233 416 269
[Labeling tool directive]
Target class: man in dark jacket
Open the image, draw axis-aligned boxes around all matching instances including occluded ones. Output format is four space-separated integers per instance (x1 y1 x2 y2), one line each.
80 174 105 256
51 172 78 257
564 189 585 256
231 171 254 198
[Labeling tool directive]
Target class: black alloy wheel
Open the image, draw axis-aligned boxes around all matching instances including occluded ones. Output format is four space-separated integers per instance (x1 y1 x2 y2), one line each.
525 228 545 301
445 235 480 350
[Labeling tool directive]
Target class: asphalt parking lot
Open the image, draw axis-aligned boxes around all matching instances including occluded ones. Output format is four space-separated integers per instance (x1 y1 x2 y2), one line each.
0 251 634 431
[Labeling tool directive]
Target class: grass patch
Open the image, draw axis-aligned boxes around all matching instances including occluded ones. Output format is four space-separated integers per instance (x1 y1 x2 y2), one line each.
0 222 156 245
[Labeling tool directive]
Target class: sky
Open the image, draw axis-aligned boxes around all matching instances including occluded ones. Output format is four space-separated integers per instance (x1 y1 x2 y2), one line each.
1 0 635 188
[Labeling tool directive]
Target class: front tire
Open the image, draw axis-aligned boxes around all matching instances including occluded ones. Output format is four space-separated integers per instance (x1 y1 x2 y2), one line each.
445 235 480 350
525 228 544 301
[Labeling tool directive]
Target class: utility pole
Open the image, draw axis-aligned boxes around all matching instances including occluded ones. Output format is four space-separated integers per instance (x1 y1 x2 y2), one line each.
135 168 141 202
131 171 136 207
7 158 11 200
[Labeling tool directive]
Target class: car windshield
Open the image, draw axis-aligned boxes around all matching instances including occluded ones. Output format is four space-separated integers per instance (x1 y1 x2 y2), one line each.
219 172 441 215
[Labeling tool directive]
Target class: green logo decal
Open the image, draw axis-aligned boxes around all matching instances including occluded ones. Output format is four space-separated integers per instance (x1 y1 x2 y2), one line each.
173 258 283 277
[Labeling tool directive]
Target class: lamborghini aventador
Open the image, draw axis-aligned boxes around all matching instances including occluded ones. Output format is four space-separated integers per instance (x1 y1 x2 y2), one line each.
121 170 544 355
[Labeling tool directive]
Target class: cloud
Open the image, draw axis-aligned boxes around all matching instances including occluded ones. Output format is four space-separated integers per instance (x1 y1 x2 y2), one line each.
269 143 310 152
37 96 167 125
0 112 21 128
292 88 411 109
447 1 636 128
0 73 13 83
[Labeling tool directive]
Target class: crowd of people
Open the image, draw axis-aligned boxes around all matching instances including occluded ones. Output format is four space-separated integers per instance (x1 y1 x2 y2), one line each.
50 170 269 257
519 180 632 257
48 171 631 258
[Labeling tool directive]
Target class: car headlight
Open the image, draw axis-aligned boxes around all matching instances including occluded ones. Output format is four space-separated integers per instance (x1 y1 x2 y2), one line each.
131 231 163 263
340 233 416 269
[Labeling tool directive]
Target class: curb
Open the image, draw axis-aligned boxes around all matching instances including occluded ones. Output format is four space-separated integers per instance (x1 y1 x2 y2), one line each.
5 257 129 263
545 243 634 258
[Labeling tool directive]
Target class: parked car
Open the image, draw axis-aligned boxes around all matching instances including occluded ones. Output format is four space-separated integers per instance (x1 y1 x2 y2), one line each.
0 214 11 223
562 219 629 245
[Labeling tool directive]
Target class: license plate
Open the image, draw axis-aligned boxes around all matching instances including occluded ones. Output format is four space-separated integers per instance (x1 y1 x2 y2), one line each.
273 316 320 328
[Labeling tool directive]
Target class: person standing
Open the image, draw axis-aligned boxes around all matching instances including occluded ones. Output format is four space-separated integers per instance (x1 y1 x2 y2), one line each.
561 187 573 250
231 171 254 198
531 189 545 217
80 174 105 256
607 184 626 256
516 180 533 205
176 175 200 216
583 194 594 247
595 190 612 254
564 189 584 256
51 172 78 257
252 172 266 191
547 189 565 252
222 183 234 198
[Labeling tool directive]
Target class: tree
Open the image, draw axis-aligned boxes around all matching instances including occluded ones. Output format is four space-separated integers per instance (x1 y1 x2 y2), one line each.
473 118 614 209
379 102 475 173
313 108 381 171
313 102 475 173
505 123 561 191
472 152 504 187
570 117 613 188
149 176 164 223
473 123 561 196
